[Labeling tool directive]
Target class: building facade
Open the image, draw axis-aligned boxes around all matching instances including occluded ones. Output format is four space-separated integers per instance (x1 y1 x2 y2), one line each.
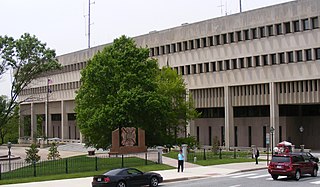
19 0 320 149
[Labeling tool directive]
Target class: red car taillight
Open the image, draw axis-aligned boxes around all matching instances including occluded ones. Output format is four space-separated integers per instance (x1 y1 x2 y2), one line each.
104 177 110 183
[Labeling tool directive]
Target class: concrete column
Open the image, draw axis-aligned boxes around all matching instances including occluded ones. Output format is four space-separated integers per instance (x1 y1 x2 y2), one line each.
19 108 24 139
270 82 280 147
224 86 234 149
30 103 37 141
61 100 68 141
45 100 48 138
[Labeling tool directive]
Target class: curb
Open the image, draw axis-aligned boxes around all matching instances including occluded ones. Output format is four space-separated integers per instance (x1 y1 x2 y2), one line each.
164 176 208 183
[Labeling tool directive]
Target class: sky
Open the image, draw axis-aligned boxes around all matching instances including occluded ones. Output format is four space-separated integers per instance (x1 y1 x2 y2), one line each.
0 0 293 97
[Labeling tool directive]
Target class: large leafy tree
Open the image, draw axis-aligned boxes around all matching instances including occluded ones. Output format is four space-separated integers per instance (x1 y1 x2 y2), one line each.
76 35 198 149
0 33 61 142
0 95 19 144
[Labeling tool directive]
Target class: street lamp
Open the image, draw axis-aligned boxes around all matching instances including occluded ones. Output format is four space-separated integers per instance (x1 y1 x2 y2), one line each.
7 142 12 172
299 125 304 151
270 127 275 156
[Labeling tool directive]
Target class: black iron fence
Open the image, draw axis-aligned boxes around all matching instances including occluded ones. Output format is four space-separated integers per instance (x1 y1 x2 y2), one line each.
0 152 158 180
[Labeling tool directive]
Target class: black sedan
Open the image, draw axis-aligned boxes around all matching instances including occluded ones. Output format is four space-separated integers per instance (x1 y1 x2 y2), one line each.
92 168 163 187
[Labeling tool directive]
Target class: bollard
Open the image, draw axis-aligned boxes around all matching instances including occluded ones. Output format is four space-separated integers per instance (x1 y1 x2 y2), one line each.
194 156 197 163
234 148 236 159
219 148 222 159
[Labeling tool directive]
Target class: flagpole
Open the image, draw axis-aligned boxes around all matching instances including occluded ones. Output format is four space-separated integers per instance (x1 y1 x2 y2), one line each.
45 78 49 139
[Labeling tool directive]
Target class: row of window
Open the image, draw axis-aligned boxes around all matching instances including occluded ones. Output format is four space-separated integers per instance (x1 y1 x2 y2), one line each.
198 104 320 118
279 80 319 93
20 81 81 95
150 16 319 56
173 47 320 75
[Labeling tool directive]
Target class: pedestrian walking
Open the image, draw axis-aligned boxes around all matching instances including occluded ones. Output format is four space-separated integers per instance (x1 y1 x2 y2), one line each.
177 149 184 172
254 147 260 164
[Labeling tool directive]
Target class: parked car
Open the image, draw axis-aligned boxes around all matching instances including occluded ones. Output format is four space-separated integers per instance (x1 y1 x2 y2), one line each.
92 168 163 187
268 153 319 181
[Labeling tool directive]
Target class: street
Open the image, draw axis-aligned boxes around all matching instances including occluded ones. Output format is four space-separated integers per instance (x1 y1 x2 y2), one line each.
164 170 320 187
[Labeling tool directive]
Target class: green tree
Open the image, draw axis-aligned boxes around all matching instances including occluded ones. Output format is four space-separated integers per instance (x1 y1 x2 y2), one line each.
25 143 41 163
0 96 19 144
47 142 60 160
76 35 198 149
0 33 61 141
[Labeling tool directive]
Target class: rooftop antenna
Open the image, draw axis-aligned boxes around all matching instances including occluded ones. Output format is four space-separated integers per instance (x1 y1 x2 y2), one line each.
225 0 228 15
88 0 95 48
240 0 242 12
218 0 224 16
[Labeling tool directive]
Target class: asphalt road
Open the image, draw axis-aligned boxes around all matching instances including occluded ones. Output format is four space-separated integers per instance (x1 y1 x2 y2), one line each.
164 170 320 187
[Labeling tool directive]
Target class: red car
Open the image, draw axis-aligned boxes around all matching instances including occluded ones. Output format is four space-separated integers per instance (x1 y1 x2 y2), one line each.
268 153 319 181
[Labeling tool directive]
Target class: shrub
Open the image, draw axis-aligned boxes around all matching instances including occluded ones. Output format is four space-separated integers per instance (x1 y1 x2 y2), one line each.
47 142 60 160
25 143 40 163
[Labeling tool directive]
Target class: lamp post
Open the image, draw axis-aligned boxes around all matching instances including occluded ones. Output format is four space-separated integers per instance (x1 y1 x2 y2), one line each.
299 125 304 152
270 127 275 156
7 142 12 172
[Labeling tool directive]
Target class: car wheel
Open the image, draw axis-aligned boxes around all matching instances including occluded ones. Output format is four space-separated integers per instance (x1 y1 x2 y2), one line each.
117 181 126 187
271 174 279 180
294 170 301 181
312 167 318 177
149 177 159 187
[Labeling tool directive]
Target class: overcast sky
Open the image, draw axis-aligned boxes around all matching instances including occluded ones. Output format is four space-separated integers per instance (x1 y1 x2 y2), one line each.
0 0 293 97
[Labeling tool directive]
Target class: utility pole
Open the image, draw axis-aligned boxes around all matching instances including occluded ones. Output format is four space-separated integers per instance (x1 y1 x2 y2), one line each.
240 0 242 13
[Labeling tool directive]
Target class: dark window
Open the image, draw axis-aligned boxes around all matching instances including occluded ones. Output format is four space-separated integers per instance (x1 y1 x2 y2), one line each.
52 114 61 121
212 62 216 71
271 156 290 163
251 28 257 39
296 50 303 62
215 35 220 45
225 60 230 70
276 23 282 35
218 61 223 71
229 32 234 43
160 46 165 54
279 53 285 64
155 47 159 55
255 56 260 66
267 25 274 36
244 30 249 40
305 49 312 61
260 27 266 38
186 65 191 74
263 55 268 65
181 66 185 75
279 126 282 142
197 126 200 142
166 45 170 53
198 64 203 73
189 40 194 49
192 64 197 74
236 31 242 41
239 58 245 68
303 19 310 30
204 63 209 72
222 34 227 44
183 41 188 50
67 113 76 121
195 39 200 48
284 22 291 34
208 36 214 46
293 20 300 32
312 17 319 29
202 37 207 47
315 48 320 60
171 44 176 53
271 54 277 65
287 51 294 63
150 48 154 56
177 42 182 52
232 59 237 69
221 126 225 146
263 126 266 148
247 57 253 67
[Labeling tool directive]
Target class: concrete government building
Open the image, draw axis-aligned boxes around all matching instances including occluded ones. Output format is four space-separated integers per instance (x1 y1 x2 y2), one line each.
19 0 320 150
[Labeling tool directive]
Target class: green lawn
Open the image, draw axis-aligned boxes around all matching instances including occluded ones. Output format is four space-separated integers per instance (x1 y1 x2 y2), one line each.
164 150 255 166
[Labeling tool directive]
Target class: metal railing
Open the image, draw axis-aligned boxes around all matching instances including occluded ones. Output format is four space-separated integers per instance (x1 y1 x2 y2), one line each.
0 152 159 180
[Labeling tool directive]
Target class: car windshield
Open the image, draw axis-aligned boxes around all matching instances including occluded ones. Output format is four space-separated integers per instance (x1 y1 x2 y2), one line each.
271 156 290 163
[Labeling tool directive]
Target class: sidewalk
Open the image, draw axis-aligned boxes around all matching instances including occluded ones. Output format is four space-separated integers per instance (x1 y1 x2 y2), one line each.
158 156 267 182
